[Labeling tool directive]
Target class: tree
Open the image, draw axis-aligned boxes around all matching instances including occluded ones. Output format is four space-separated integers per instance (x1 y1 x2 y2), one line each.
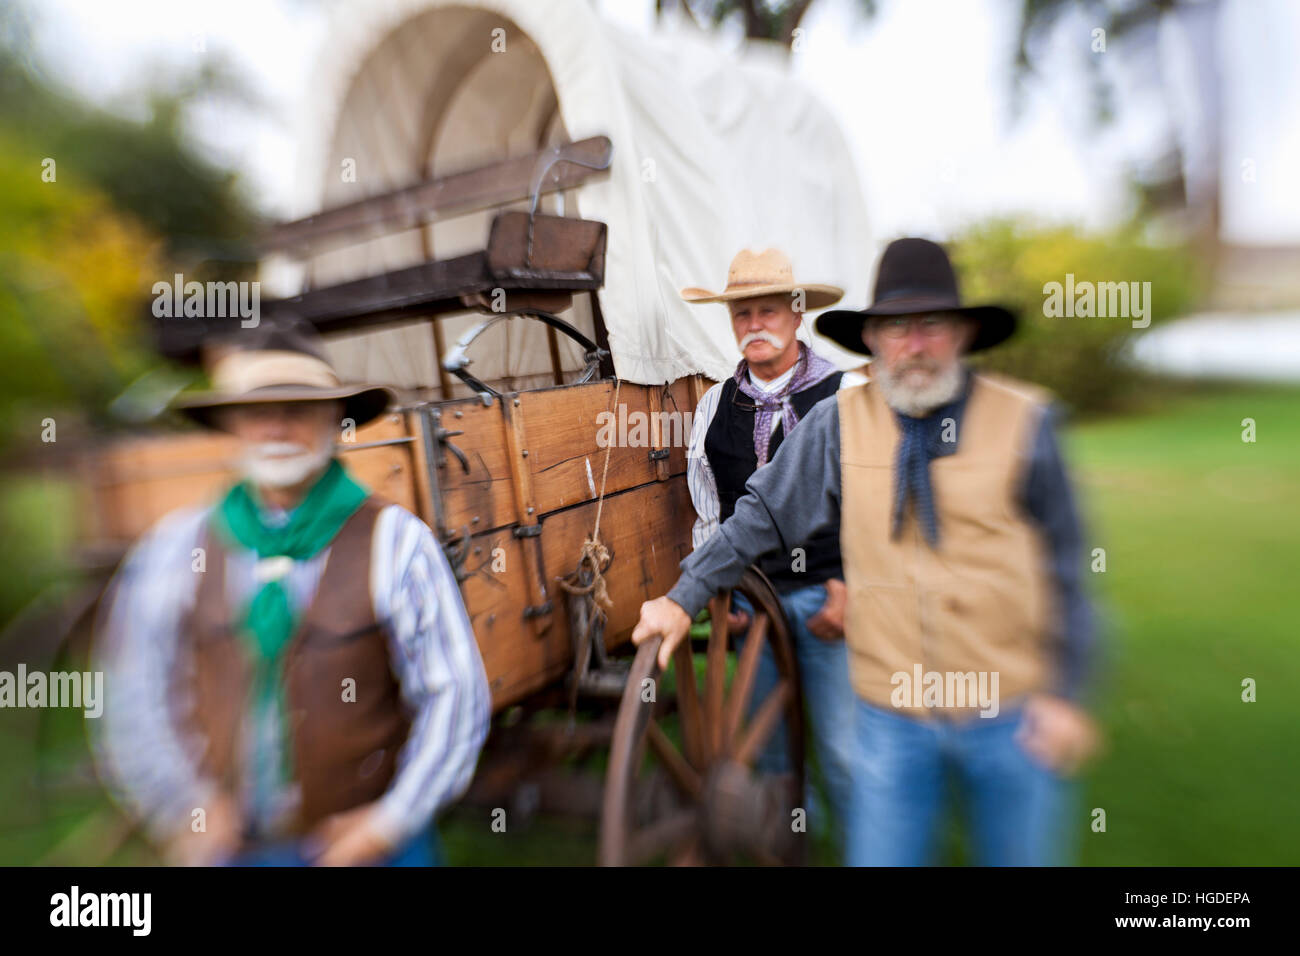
656 0 878 49
1013 0 1225 259
0 1 260 439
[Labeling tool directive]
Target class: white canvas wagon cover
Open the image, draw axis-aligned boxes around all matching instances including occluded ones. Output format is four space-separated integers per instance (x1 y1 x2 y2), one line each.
270 0 873 389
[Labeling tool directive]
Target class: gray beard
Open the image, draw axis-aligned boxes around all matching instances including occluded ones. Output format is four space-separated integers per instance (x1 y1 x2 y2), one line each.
874 360 966 417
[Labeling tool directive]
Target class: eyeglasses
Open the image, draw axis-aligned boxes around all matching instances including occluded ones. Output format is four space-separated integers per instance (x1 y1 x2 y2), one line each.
871 314 958 339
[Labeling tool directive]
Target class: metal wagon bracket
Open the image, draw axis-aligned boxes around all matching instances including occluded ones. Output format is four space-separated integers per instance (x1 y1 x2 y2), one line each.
525 140 615 267
442 308 609 399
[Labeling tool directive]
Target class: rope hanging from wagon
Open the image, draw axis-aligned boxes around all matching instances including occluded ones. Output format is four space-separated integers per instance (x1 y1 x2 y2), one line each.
557 377 621 616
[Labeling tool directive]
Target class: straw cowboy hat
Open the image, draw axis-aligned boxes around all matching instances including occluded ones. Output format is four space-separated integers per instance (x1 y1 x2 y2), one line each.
815 238 1018 355
680 248 844 312
176 320 396 430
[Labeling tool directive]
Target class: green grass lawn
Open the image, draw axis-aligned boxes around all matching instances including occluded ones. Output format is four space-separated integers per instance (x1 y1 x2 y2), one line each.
1065 384 1300 865
2 382 1296 865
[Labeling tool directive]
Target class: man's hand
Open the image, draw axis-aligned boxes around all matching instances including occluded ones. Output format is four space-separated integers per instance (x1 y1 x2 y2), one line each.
726 608 751 636
631 596 693 671
1014 694 1100 776
308 802 397 867
162 792 242 866
804 578 847 641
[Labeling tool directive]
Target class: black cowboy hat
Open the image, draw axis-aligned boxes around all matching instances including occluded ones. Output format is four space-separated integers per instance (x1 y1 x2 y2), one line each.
814 237 1017 356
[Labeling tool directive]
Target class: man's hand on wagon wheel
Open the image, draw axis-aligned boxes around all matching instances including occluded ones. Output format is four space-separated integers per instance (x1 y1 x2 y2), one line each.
632 596 693 671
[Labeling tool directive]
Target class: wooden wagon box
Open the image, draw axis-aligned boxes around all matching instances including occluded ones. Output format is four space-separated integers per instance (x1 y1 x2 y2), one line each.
79 377 707 710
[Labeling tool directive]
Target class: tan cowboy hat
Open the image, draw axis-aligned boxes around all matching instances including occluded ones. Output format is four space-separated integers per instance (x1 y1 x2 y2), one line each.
175 320 397 430
680 248 844 312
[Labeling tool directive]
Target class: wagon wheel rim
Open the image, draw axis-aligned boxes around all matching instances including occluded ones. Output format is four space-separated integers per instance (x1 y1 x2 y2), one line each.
599 569 804 866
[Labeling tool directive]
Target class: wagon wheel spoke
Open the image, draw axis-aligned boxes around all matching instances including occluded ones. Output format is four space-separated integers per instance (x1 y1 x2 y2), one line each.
601 571 804 866
705 594 730 759
627 809 698 866
733 679 793 768
645 720 702 799
668 834 706 867
723 611 768 753
671 636 705 769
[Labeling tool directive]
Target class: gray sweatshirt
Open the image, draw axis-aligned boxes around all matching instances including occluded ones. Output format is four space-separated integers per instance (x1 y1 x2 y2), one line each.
667 387 1098 701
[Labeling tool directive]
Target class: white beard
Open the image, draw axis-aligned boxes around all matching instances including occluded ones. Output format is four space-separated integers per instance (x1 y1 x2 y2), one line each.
874 360 965 417
240 440 334 489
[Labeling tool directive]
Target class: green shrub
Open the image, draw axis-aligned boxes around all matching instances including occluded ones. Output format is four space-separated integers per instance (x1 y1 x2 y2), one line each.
948 219 1204 415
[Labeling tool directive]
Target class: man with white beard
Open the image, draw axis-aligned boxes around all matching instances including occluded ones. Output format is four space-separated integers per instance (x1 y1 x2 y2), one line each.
678 248 862 855
636 238 1100 866
93 321 489 866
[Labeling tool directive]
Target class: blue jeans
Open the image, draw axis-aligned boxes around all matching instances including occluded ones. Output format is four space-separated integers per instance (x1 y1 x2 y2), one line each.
225 825 442 867
735 582 856 847
846 699 1075 866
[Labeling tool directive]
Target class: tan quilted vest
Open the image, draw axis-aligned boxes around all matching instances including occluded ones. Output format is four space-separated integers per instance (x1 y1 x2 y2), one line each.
837 372 1054 720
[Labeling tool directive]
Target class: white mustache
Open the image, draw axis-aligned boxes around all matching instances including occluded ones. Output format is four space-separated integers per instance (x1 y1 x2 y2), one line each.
739 330 786 351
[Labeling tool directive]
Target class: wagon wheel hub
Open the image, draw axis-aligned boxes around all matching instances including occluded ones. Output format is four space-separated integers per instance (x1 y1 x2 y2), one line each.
698 759 798 863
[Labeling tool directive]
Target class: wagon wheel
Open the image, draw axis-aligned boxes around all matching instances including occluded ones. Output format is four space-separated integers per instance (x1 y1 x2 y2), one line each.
599 569 804 866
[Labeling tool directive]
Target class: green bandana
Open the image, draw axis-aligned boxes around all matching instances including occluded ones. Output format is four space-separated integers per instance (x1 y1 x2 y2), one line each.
214 458 368 783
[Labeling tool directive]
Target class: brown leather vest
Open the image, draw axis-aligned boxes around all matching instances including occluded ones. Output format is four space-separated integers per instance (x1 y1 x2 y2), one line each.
838 373 1054 719
183 497 411 834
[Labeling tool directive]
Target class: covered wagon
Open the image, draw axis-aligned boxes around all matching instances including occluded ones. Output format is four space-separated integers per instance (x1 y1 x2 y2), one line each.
77 0 875 865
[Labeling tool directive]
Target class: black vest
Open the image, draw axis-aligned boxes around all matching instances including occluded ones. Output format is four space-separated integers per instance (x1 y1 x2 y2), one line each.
703 372 844 593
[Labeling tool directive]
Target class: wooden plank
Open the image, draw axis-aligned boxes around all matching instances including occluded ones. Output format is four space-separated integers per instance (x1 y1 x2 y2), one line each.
458 476 694 710
705 595 730 760
427 397 517 538
499 395 552 636
521 381 694 516
80 413 419 547
335 412 422 514
647 385 670 482
646 721 702 799
541 477 694 647
434 380 697 536
82 431 238 543
725 613 768 751
263 135 613 256
672 636 706 771
266 252 493 328
734 681 792 768
486 213 607 282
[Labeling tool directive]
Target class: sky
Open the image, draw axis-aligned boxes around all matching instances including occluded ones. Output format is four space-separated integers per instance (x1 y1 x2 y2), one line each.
25 0 1300 245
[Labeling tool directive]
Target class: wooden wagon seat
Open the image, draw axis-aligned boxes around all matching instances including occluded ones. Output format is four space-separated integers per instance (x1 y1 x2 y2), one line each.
156 211 607 359
270 211 605 327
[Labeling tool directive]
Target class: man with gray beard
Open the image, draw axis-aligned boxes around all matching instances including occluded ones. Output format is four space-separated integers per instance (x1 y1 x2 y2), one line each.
635 238 1100 866
93 321 489 866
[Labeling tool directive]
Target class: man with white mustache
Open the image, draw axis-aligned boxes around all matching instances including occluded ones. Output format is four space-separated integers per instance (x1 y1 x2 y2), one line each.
678 248 863 854
638 238 1100 866
94 320 490 867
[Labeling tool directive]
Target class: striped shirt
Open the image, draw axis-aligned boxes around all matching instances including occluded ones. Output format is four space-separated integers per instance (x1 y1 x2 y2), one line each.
688 363 867 548
93 498 491 848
